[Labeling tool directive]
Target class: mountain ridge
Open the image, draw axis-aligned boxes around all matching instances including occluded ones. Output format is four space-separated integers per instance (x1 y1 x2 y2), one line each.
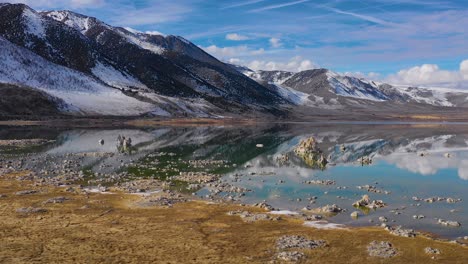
0 3 467 119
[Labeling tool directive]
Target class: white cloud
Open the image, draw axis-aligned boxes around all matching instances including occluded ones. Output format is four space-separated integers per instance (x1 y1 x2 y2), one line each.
461 60 468 80
247 56 316 72
269 37 282 48
228 58 242 64
201 45 264 58
344 71 382 80
385 59 468 88
226 33 249 41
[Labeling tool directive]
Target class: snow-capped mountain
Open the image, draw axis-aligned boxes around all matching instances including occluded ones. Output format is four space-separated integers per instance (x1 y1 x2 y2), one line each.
0 3 285 117
1 3 468 118
241 66 468 109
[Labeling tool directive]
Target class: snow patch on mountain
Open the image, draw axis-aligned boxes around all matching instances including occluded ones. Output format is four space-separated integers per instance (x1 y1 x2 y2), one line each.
117 28 165 55
270 84 311 105
326 71 387 101
22 8 45 38
45 11 92 34
124 27 165 37
395 87 453 107
0 36 154 116
92 61 148 91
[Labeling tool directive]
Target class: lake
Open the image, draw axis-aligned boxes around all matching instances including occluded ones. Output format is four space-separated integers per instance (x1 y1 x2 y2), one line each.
1 123 467 239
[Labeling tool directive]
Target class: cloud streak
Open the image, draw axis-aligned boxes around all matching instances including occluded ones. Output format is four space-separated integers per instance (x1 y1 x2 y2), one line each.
249 0 310 13
326 7 396 26
221 0 266 10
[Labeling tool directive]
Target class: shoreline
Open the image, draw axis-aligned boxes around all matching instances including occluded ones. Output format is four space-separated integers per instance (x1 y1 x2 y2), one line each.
2 116 468 128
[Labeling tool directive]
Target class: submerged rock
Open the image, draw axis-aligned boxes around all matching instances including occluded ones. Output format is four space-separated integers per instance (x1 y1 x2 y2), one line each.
350 211 360 219
367 241 397 258
412 215 425 219
437 219 461 227
303 180 335 185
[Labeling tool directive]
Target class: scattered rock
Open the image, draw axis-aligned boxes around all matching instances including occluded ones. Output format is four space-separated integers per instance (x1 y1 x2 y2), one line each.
350 211 359 219
43 197 68 204
276 251 305 262
302 214 323 221
303 180 335 185
357 185 390 194
304 204 344 214
253 201 274 211
15 190 38 196
367 241 397 258
386 226 417 237
424 247 441 255
228 211 279 223
16 207 47 214
276 235 326 250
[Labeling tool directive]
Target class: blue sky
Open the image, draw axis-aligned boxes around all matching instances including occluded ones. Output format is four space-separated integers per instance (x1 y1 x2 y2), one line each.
4 0 468 87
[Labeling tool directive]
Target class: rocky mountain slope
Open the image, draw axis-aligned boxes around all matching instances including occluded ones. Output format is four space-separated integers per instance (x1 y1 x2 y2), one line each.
0 3 285 117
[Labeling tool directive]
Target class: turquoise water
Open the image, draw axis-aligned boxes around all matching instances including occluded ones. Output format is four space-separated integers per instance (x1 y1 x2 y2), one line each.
0 123 467 238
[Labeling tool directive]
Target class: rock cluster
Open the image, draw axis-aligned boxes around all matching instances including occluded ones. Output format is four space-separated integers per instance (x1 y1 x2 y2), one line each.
171 172 219 184
367 241 397 258
437 219 461 227
353 195 386 209
357 185 390 194
424 247 441 255
227 211 279 223
275 251 304 262
384 225 417 237
303 180 335 185
276 235 326 250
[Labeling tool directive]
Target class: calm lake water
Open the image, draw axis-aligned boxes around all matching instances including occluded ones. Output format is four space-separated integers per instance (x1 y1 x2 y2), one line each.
1 123 467 239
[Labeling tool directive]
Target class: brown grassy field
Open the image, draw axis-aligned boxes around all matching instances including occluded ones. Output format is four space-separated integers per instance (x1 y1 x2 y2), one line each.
0 172 466 263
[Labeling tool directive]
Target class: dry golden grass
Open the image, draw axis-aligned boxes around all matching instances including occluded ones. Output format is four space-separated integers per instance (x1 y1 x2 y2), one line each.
0 172 466 263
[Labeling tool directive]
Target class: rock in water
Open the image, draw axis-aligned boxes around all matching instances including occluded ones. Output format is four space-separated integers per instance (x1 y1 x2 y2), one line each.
437 219 461 227
99 139 104 145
